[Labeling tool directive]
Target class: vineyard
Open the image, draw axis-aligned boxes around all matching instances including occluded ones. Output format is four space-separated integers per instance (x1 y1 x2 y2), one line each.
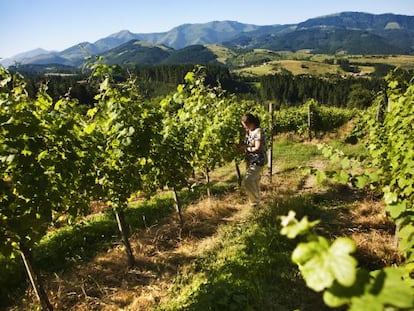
0 63 413 310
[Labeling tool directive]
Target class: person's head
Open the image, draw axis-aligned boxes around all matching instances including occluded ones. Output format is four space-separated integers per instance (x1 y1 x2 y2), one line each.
241 113 260 130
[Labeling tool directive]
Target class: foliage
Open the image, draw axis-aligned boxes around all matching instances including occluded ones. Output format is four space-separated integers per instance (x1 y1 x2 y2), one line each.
85 63 161 206
260 73 383 107
0 67 92 259
280 211 414 310
296 73 414 310
316 74 414 263
159 205 320 311
0 180 231 307
160 66 253 174
346 84 375 109
274 100 355 136
366 76 414 262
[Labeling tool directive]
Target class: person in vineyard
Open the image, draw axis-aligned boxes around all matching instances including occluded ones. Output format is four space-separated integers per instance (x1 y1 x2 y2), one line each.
238 113 266 207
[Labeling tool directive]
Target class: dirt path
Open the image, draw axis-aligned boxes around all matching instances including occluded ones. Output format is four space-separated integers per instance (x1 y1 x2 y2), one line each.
37 162 300 310
27 191 249 311
13 155 397 310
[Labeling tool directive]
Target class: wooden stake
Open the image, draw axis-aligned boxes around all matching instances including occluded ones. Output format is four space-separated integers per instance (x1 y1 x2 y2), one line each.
235 162 242 187
20 246 53 311
114 209 135 267
268 102 274 183
206 168 211 197
173 187 184 229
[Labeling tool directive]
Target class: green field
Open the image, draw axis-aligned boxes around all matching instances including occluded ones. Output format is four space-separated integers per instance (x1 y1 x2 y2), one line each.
206 46 414 77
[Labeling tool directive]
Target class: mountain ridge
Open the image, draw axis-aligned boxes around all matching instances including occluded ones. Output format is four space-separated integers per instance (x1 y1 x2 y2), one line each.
2 12 414 67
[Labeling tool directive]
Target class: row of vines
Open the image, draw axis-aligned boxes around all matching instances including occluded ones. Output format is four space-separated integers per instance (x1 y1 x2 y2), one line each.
281 73 414 310
1 59 400 310
273 99 356 139
0 63 268 310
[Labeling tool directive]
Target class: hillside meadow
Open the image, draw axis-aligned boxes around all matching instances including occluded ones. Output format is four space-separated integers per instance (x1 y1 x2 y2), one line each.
224 49 414 77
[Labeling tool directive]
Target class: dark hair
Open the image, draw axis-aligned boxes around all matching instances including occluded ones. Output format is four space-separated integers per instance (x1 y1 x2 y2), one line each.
242 113 260 127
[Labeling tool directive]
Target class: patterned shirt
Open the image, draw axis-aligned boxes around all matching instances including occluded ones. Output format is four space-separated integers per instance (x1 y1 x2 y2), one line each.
245 127 266 166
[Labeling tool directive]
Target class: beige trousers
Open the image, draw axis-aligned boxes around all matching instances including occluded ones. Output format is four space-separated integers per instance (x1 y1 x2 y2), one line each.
244 164 262 206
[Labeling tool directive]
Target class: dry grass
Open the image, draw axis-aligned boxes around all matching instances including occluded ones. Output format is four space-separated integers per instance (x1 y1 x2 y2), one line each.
14 189 248 311
10 133 400 310
348 199 400 268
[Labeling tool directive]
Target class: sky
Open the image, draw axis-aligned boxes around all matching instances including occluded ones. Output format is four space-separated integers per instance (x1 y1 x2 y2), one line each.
1 0 413 59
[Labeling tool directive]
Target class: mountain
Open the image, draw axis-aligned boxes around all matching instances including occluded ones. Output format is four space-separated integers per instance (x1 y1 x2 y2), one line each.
1 48 52 67
224 12 414 54
296 12 414 31
16 52 74 66
94 30 141 52
296 12 414 53
101 41 220 66
102 40 172 65
2 21 259 67
228 28 405 54
139 21 260 49
163 45 218 64
2 12 414 68
59 42 101 66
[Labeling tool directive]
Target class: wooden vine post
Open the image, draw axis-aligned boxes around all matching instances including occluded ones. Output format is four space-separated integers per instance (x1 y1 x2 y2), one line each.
172 187 184 229
307 102 312 141
114 209 135 267
235 162 242 187
268 102 274 183
20 246 54 311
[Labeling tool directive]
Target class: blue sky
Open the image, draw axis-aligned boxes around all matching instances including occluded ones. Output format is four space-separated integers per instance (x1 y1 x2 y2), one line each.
1 0 413 58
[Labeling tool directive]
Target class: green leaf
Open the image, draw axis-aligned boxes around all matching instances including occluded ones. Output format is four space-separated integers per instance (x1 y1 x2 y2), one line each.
21 147 32 156
292 237 357 291
87 107 98 118
383 188 398 205
329 238 357 286
370 267 414 308
340 157 350 169
354 175 369 189
292 237 333 291
315 170 327 184
398 224 414 255
37 150 48 161
323 270 369 308
84 123 96 134
280 211 319 239
184 72 194 83
386 201 406 218
349 294 383 311
388 80 399 89
336 171 350 184
0 154 15 163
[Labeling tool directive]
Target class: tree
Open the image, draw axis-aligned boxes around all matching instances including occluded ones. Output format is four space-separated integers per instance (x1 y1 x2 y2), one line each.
347 84 373 109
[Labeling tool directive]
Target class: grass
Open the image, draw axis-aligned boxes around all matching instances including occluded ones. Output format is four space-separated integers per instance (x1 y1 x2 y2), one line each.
205 44 237 64
0 181 235 309
347 54 414 70
231 50 414 76
152 135 396 310
234 59 342 77
156 204 327 311
273 137 323 171
3 131 397 310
